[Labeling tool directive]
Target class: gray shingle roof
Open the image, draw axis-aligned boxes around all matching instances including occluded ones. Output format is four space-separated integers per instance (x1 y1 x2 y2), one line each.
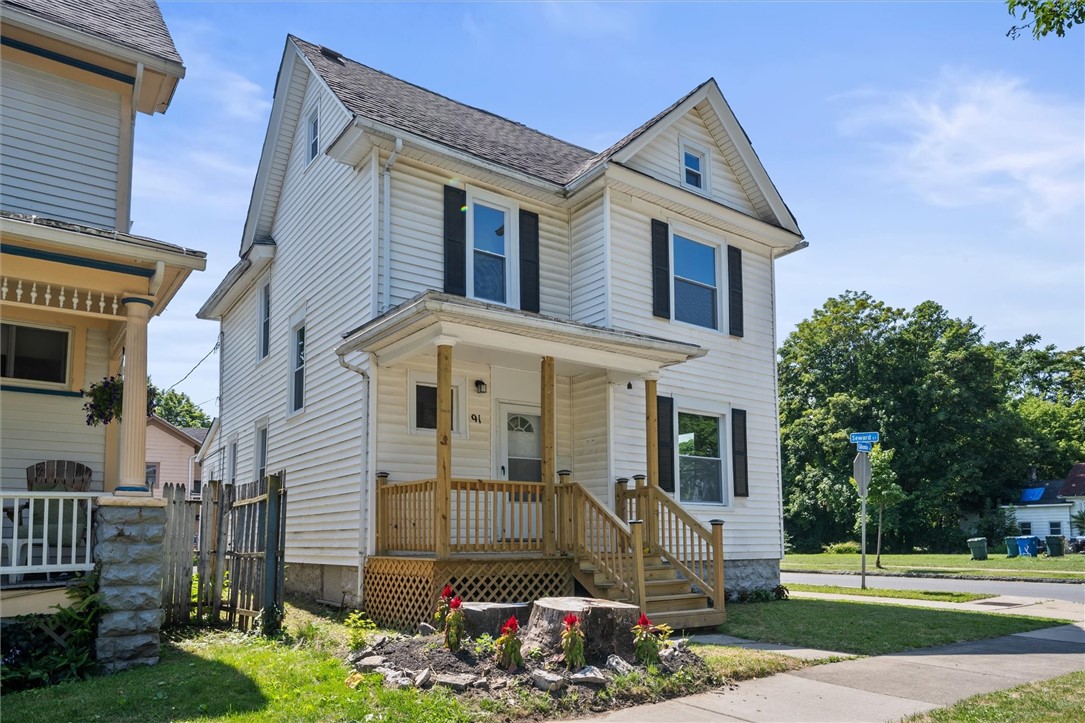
2 0 182 65
293 36 617 185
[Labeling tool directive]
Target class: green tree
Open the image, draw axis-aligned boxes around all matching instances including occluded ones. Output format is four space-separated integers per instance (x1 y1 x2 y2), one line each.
1007 0 1085 38
152 386 212 428
851 445 906 568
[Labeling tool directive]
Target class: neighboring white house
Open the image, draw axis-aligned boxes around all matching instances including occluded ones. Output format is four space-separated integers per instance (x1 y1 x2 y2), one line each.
145 415 207 498
1002 478 1072 538
198 36 805 623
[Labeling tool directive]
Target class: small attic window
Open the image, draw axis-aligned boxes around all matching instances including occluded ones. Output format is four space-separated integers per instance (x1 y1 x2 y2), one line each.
307 110 319 164
680 138 710 194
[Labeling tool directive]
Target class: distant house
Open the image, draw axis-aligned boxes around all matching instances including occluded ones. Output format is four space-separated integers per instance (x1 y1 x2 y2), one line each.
145 416 207 498
1058 463 1085 534
1002 478 1072 538
198 35 806 626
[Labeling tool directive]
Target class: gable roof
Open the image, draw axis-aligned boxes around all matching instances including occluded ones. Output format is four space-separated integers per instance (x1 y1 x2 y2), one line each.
1 0 183 65
1013 478 1067 506
147 414 203 449
1059 463 1085 497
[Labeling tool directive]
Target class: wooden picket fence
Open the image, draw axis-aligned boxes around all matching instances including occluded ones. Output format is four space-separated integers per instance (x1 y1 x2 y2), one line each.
161 473 287 634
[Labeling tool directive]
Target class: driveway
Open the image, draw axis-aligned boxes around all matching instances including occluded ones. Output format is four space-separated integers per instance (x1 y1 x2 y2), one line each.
782 571 1085 603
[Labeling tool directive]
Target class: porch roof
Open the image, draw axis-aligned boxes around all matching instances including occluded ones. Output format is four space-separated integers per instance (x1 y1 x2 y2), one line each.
337 291 705 376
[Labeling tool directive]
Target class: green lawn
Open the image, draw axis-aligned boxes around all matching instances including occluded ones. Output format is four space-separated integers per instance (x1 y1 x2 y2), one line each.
719 599 1067 656
787 583 992 603
905 670 1085 722
782 552 1085 580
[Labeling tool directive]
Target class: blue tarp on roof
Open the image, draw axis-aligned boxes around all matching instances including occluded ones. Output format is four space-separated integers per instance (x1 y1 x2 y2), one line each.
1019 487 1045 503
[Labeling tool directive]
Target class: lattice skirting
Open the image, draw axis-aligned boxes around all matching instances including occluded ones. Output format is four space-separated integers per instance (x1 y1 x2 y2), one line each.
363 556 573 630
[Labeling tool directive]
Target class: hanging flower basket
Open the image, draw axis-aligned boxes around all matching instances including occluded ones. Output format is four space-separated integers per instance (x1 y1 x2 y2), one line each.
81 376 157 426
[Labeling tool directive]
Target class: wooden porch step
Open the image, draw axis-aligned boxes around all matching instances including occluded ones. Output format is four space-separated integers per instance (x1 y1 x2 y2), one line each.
644 592 710 614
644 578 693 596
651 607 727 631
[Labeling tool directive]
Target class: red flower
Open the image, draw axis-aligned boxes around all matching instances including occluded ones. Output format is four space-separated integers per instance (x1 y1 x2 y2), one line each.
441 585 454 599
637 613 652 628
449 596 462 610
562 613 580 629
501 615 519 635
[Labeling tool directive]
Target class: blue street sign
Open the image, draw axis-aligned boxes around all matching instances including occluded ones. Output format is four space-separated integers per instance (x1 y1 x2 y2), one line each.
850 431 880 444
856 442 873 453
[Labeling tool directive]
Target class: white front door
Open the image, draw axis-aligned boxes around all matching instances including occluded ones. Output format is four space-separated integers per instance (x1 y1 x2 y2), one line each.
498 403 542 482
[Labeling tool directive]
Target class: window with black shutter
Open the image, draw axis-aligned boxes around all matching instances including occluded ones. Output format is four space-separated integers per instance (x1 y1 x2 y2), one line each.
443 186 467 296
519 209 540 312
651 219 671 319
727 245 743 337
656 395 675 493
732 408 748 497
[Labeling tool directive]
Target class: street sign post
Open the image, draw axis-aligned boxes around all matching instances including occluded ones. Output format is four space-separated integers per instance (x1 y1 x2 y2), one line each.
853 452 872 589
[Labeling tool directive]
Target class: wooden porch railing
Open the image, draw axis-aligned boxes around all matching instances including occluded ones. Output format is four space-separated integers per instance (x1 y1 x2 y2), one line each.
562 481 644 605
376 477 435 553
616 478 725 611
1 491 97 583
449 478 545 553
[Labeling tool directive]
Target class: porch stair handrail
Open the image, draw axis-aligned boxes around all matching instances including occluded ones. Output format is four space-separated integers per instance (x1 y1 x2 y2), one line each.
563 481 644 606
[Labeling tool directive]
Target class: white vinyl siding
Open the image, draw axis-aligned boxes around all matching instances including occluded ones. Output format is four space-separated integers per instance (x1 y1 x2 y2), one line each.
607 194 782 559
216 75 372 566
0 325 108 491
1006 504 1072 541
570 371 609 502
569 194 608 325
625 105 757 218
0 59 121 229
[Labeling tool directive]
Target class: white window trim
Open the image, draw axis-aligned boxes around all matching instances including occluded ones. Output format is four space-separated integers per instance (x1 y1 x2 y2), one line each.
227 435 238 485
306 108 320 165
257 281 271 362
669 223 723 332
671 396 731 508
679 137 711 195
254 418 269 482
287 306 306 416
145 462 160 489
408 369 469 439
465 185 520 308
0 321 73 389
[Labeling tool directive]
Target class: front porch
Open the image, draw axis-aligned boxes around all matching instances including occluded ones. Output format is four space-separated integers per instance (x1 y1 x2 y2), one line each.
337 293 728 630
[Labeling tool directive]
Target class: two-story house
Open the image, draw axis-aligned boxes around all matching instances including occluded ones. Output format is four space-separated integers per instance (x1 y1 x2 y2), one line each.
0 0 205 497
199 36 805 628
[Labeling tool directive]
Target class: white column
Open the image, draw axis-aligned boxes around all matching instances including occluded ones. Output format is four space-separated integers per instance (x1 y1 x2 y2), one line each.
118 296 153 489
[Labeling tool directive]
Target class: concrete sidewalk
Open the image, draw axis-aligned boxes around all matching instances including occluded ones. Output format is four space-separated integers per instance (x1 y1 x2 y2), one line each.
788 590 1084 621
580 622 1084 722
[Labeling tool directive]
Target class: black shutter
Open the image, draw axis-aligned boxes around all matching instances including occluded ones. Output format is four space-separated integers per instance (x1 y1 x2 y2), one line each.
727 245 743 337
651 219 670 319
732 408 748 497
443 186 467 296
519 209 540 313
657 395 675 493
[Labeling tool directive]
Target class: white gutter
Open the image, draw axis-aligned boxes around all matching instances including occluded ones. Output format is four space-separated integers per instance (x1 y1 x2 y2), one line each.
774 240 809 259
380 138 402 313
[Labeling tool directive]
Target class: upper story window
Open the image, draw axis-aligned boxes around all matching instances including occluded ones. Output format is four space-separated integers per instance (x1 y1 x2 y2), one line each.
258 283 271 360
679 139 710 194
467 188 519 306
677 411 723 504
289 321 306 414
1 322 70 385
673 234 718 329
307 110 319 164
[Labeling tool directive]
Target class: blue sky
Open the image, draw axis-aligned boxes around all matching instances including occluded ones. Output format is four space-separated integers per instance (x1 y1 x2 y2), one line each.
137 1 1084 415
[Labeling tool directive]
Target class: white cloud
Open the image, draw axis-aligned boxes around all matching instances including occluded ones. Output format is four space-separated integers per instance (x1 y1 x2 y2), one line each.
839 69 1085 230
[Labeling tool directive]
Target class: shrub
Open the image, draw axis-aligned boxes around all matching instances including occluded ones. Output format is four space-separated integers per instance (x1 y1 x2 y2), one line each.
973 506 1020 545
344 611 377 650
560 613 586 670
823 541 861 554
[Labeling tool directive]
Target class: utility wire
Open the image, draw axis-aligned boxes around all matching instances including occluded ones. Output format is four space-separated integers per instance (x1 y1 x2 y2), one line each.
167 340 219 391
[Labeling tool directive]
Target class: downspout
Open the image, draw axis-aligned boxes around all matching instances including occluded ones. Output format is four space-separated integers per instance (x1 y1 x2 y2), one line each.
381 138 403 313
337 351 371 606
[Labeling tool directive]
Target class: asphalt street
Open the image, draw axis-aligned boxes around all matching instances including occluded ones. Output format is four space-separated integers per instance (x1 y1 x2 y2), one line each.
782 571 1085 604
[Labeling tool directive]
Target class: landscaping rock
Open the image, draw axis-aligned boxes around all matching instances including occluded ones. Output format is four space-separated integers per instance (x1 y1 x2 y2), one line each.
606 654 634 675
523 597 639 663
369 634 390 649
418 622 437 635
356 655 387 672
532 669 566 692
348 647 373 663
659 646 679 665
461 602 531 639
413 667 433 688
434 673 477 692
570 665 607 685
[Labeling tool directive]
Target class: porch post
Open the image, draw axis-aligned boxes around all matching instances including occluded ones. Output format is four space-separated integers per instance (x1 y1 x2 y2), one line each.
118 296 153 489
541 355 556 556
436 343 453 560
644 375 659 552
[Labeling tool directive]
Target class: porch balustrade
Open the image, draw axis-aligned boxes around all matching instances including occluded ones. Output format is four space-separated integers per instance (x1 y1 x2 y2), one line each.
1 276 124 317
1 491 97 583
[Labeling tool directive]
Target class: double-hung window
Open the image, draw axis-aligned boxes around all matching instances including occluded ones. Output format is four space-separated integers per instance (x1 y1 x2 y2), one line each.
288 307 306 414
255 424 268 481
673 234 718 329
258 283 271 359
467 188 518 306
679 139 710 194
307 110 319 163
145 463 160 489
1 322 70 385
1019 521 1032 535
677 412 724 504
1049 521 1062 535
408 371 467 437
228 438 238 484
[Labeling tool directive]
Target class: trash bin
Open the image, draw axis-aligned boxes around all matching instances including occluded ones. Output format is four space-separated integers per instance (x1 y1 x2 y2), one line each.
1004 536 1019 558
1016 536 1039 557
1045 535 1065 557
967 537 988 561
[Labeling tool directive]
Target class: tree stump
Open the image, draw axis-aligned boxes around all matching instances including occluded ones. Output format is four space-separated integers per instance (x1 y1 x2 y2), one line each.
460 602 531 639
522 597 639 663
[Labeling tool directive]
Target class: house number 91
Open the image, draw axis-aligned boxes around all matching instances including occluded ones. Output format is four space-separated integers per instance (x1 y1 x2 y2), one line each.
471 414 482 423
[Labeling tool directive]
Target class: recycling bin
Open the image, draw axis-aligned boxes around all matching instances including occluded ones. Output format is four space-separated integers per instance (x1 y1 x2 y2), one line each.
1045 535 1065 557
1016 536 1038 557
1004 536 1019 558
967 537 988 561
